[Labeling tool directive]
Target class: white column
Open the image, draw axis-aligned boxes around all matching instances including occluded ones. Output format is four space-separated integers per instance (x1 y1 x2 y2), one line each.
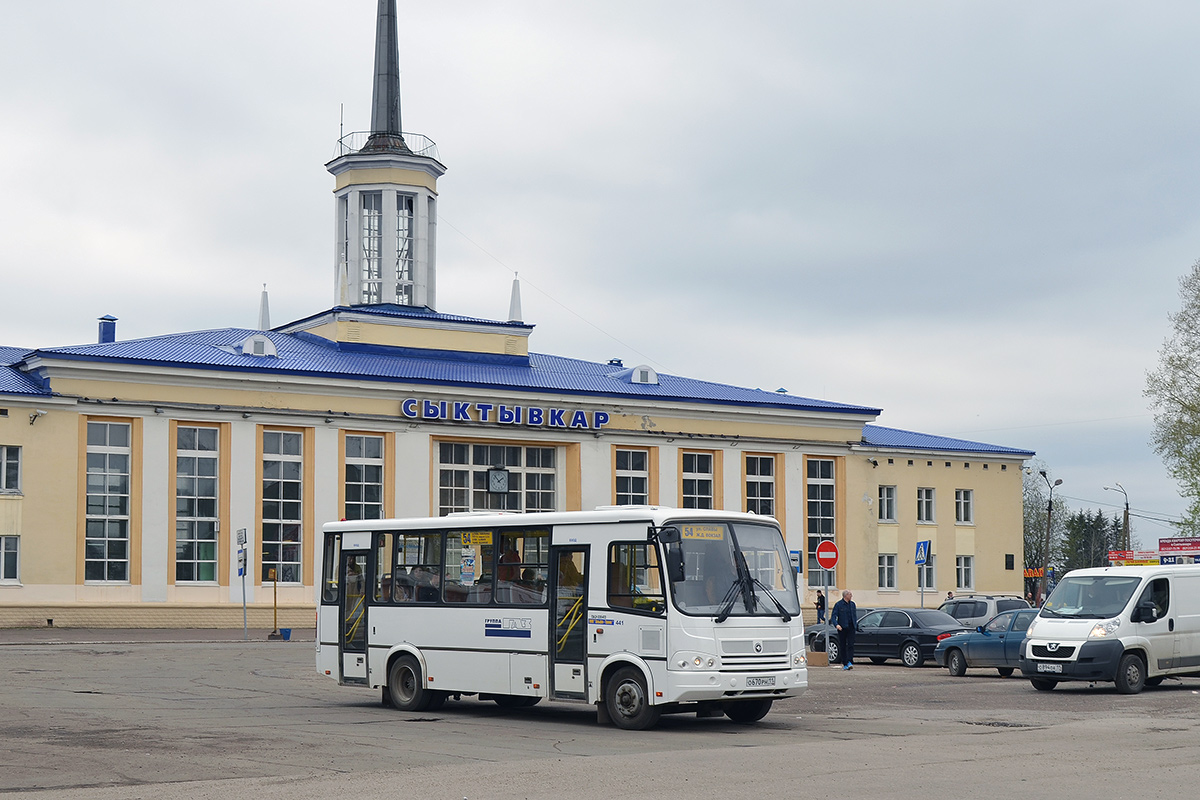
578 438 610 511
229 422 258 604
723 449 742 513
140 416 170 602
395 430 431 517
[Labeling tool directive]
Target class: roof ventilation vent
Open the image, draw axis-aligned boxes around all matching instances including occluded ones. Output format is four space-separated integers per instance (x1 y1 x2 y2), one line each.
239 334 278 358
607 364 659 385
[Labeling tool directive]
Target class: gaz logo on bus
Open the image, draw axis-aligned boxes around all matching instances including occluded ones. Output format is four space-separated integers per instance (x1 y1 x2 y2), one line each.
484 618 532 638
681 524 725 540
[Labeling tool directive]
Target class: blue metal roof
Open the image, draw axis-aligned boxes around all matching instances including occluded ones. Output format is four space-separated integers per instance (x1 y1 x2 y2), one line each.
23 326 880 415
0 346 32 366
0 367 47 396
862 424 1033 457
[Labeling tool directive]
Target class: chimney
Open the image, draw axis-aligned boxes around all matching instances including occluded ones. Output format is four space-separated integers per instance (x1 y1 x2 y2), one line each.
98 315 117 344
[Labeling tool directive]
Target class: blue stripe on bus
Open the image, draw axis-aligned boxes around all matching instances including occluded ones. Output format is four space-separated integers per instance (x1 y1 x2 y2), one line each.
484 628 532 638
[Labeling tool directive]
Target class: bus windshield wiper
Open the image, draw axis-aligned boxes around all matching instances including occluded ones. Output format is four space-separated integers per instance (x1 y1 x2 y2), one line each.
714 579 742 623
748 576 792 622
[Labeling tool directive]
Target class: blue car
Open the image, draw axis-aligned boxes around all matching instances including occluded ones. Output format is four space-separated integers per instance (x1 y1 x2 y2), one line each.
934 609 1039 677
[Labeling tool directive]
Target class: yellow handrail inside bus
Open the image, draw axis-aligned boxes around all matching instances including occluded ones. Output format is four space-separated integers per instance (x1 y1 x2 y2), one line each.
344 595 365 643
556 594 584 653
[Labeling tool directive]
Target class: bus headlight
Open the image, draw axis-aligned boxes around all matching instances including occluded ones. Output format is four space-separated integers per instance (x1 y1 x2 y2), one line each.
794 653 804 666
673 652 719 669
1088 619 1120 638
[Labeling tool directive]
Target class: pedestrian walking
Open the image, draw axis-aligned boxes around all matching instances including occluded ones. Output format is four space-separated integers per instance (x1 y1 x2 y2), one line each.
815 589 826 623
830 589 858 670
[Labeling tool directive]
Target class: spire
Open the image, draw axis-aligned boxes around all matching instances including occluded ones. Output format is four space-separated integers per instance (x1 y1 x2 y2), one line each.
508 274 523 323
258 284 271 331
365 0 409 152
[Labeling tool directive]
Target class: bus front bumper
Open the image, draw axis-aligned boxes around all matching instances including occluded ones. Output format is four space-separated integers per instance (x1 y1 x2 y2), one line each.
663 667 808 703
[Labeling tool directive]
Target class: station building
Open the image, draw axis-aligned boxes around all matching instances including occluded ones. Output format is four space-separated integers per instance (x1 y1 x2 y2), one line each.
0 2 1032 628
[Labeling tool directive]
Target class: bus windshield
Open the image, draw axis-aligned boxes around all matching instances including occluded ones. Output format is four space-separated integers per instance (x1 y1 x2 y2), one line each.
1041 575 1142 619
664 521 800 619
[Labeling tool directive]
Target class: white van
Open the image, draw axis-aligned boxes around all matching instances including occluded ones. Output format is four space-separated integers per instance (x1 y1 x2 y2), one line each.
1019 564 1200 693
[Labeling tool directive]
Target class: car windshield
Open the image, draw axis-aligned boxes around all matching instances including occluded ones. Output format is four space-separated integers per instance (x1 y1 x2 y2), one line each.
1041 575 1142 619
664 521 801 618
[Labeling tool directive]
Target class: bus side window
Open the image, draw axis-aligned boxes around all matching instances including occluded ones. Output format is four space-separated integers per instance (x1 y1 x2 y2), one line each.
608 542 665 614
321 534 340 603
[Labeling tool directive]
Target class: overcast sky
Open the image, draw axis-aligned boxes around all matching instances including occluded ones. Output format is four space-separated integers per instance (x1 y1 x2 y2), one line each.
2 1 1197 543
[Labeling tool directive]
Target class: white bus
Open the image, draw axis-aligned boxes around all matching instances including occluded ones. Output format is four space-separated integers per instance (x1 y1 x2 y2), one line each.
316 507 808 730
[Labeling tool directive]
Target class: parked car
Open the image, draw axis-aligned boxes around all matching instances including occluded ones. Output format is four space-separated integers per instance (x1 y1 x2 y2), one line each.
806 607 873 656
939 594 1030 629
934 608 1039 677
849 608 968 667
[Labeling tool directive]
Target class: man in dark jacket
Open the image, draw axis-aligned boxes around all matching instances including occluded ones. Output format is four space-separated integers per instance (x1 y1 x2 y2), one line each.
830 589 858 670
815 589 826 623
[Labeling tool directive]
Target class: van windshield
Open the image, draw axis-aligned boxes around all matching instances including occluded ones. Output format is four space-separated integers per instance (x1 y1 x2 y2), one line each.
663 521 801 618
1040 575 1142 619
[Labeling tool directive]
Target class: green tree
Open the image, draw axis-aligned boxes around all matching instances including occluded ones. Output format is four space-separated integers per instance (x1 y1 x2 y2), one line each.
1147 257 1200 534
1022 462 1069 580
1061 510 1122 572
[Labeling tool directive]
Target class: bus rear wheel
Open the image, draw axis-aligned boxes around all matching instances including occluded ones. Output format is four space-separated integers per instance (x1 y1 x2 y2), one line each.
724 698 773 724
605 667 660 731
388 655 433 712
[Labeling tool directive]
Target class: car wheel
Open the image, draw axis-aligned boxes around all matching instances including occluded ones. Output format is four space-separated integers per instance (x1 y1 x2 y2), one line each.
826 638 840 664
996 667 1014 677
869 657 887 665
946 649 967 677
724 699 773 724
901 641 924 668
1115 652 1146 695
605 667 661 731
388 655 431 711
1030 678 1057 691
1145 677 1165 687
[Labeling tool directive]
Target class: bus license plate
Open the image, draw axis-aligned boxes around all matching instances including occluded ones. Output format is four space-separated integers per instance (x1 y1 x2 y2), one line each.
1036 662 1062 673
746 676 776 688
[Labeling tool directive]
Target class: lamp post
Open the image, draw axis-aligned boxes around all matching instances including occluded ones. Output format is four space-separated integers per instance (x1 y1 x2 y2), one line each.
1040 470 1062 604
1104 483 1130 553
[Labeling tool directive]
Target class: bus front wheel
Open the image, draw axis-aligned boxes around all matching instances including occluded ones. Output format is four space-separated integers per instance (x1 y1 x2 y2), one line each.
389 655 432 712
724 698 773 724
605 667 661 731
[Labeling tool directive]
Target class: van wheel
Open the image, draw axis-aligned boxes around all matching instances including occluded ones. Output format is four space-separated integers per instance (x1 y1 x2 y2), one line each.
605 667 661 731
724 699 773 724
388 655 431 711
946 649 967 677
1030 678 1057 691
997 668 1014 677
901 642 924 668
1115 653 1146 694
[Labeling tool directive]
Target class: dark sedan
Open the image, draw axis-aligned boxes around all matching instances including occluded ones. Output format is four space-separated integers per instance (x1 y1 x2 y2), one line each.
851 608 968 667
934 608 1038 677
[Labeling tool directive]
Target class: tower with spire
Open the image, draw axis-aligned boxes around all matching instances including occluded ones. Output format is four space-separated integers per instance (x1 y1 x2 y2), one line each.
327 0 446 309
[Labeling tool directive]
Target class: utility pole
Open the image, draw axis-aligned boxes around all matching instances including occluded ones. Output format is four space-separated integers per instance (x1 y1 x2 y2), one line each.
1040 471 1062 604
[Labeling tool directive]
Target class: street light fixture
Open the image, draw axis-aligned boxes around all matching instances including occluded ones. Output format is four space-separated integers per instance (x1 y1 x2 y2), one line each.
1039 470 1062 604
1104 483 1130 552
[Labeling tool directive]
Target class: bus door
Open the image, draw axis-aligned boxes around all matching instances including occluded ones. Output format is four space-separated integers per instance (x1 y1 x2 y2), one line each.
549 546 588 698
339 535 371 684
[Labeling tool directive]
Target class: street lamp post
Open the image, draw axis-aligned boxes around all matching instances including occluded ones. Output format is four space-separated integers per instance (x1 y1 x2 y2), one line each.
1040 470 1062 604
1104 483 1130 552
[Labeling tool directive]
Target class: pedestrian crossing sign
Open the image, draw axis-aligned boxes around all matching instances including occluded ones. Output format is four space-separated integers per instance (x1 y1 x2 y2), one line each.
915 540 930 566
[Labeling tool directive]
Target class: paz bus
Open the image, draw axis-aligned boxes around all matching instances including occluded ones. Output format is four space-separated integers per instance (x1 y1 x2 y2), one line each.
316 507 808 730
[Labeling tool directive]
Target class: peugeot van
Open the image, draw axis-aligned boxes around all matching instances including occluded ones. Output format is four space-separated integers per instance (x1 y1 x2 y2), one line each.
1019 564 1200 694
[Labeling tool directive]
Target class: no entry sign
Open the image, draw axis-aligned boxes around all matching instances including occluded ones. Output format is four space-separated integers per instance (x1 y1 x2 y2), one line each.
815 540 839 570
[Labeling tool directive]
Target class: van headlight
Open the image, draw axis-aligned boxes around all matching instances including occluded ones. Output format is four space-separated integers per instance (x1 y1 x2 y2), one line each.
1088 619 1120 638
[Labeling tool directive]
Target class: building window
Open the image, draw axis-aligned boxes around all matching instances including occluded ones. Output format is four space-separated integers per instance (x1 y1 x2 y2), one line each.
682 452 713 509
437 443 558 515
806 458 835 588
878 485 896 522
1 535 17 581
918 554 936 590
345 435 384 521
878 554 896 590
396 193 414 304
955 489 974 524
360 191 382 303
0 445 19 492
85 421 131 582
615 448 649 506
956 555 974 590
917 487 936 523
745 454 775 515
262 431 303 583
176 426 219 583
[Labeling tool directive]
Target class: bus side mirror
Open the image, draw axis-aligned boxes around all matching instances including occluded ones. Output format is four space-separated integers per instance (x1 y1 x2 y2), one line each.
666 547 685 583
652 526 680 544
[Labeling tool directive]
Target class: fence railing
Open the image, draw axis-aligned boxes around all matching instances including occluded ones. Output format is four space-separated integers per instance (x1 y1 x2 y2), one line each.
333 131 440 161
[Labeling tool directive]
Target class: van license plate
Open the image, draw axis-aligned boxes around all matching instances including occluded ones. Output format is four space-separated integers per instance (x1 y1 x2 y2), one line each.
1036 662 1062 673
746 676 776 687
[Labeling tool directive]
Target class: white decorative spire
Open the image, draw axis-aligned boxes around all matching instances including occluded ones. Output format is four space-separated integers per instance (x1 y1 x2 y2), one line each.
508 274 523 323
258 284 271 330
